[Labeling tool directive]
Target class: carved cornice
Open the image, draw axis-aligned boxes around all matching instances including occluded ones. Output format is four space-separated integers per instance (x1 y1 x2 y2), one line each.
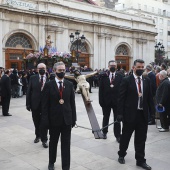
98 34 112 39
45 25 64 33
136 38 147 44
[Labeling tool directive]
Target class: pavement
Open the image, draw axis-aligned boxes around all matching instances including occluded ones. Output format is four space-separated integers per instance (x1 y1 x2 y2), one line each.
0 88 170 170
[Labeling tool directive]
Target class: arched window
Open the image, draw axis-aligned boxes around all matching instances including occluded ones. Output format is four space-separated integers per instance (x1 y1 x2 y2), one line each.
116 45 129 55
70 40 88 53
5 34 32 49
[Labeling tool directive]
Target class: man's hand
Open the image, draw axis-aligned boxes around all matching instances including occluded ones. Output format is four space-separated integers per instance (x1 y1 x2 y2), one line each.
26 105 31 111
117 115 123 123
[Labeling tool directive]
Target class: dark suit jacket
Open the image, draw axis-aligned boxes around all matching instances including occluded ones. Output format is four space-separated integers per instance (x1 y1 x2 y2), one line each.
1 75 11 97
26 74 49 110
117 74 155 123
148 71 156 97
156 78 170 110
99 71 124 107
41 79 76 127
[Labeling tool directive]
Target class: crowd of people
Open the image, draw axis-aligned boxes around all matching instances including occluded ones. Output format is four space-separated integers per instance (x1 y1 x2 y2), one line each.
0 60 170 170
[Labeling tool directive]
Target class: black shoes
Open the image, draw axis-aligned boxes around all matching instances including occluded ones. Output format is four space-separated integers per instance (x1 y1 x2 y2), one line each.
136 162 152 170
48 163 54 170
3 113 12 116
118 157 125 164
34 137 40 143
42 142 48 148
103 134 107 139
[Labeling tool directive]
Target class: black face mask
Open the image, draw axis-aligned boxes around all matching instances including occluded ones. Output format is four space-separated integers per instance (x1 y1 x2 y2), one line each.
56 72 65 79
136 69 144 76
110 67 116 73
39 70 45 75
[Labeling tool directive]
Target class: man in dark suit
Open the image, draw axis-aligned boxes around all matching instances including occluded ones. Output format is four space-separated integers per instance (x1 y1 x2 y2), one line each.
41 62 76 170
1 70 12 116
156 70 170 132
117 59 154 170
145 65 157 125
26 63 49 148
99 60 124 142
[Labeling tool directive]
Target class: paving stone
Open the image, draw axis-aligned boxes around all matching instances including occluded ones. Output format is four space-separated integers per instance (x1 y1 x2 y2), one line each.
0 88 170 170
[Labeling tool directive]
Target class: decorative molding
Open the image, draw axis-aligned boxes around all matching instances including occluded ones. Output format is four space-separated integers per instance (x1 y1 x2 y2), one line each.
45 25 64 33
136 38 147 44
106 35 112 40
97 33 105 39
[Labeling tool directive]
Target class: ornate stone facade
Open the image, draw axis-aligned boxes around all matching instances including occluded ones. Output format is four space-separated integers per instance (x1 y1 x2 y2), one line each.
0 0 156 70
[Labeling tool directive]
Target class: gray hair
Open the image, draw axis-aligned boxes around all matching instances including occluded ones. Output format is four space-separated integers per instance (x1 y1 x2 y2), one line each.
160 70 167 79
156 66 161 72
53 61 65 70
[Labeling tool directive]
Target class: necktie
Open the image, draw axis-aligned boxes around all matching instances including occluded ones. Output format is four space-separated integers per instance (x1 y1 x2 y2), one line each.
59 81 62 92
137 77 143 109
41 76 44 89
111 73 114 81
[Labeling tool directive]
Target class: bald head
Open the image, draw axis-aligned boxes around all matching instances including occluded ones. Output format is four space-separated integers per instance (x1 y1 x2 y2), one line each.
37 63 46 75
37 63 46 69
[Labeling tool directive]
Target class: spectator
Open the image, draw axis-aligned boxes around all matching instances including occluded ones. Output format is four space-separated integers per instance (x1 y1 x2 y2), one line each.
18 74 23 97
156 70 170 132
1 70 12 116
155 66 161 88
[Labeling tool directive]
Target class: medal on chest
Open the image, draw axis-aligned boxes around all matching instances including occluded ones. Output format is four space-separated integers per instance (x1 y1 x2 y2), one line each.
59 99 64 104
57 82 64 105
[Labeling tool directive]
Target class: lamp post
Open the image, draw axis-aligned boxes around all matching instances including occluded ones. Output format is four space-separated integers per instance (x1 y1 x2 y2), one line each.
69 30 86 63
155 42 165 65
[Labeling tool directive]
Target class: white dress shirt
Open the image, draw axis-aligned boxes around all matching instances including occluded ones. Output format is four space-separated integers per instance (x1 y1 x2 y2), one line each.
133 73 143 110
109 72 115 82
55 77 64 89
39 74 46 90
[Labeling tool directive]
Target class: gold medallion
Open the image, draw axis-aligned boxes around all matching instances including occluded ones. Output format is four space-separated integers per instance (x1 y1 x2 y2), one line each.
59 99 64 104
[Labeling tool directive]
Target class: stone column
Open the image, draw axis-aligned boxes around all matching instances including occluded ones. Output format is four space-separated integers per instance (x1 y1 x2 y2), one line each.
98 34 105 69
0 14 3 66
136 38 147 61
105 36 112 68
93 32 99 69
55 28 64 52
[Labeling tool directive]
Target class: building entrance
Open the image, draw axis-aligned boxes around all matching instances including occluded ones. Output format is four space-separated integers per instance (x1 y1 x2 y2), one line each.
5 33 34 70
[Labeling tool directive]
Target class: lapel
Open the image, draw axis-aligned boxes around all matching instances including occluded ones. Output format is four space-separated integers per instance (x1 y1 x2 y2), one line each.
35 75 41 89
142 76 146 97
130 74 138 96
63 79 67 100
52 80 60 98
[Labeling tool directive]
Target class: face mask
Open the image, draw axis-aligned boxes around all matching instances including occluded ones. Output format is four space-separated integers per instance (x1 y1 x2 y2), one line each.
110 67 116 72
56 72 65 79
39 69 45 75
136 69 144 76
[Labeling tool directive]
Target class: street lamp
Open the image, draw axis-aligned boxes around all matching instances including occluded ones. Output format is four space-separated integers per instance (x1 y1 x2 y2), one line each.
69 30 86 63
155 42 165 65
